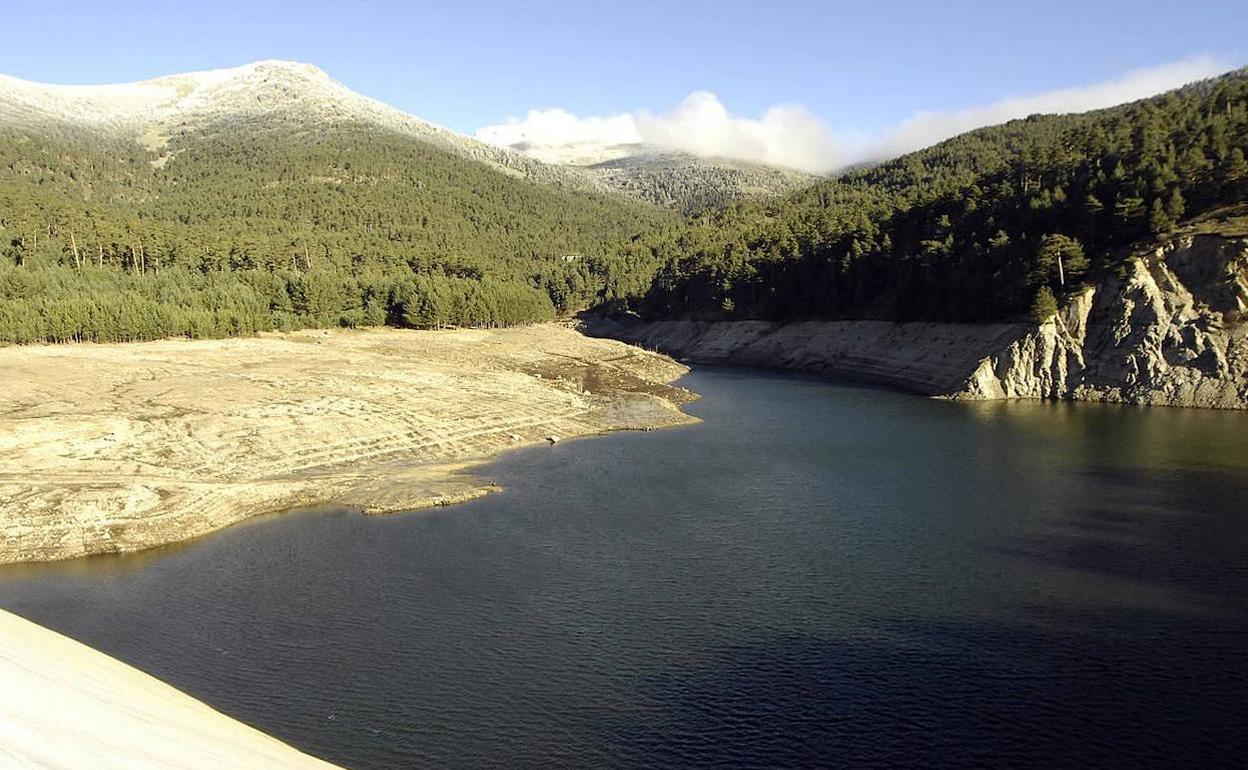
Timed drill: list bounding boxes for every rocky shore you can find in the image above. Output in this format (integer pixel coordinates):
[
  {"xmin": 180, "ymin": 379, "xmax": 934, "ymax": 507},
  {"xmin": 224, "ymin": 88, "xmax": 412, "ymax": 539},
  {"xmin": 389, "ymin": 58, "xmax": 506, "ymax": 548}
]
[
  {"xmin": 592, "ymin": 231, "xmax": 1248, "ymax": 409},
  {"xmin": 0, "ymin": 325, "xmax": 696, "ymax": 565}
]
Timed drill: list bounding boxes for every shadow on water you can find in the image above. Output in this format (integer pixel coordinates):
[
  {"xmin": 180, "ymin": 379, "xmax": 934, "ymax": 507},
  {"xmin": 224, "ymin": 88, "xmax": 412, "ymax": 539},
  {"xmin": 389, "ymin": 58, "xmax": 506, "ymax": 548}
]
[
  {"xmin": 1, "ymin": 366, "xmax": 1246, "ymax": 769},
  {"xmin": 990, "ymin": 464, "xmax": 1248, "ymax": 604},
  {"xmin": 599, "ymin": 607, "xmax": 1248, "ymax": 770}
]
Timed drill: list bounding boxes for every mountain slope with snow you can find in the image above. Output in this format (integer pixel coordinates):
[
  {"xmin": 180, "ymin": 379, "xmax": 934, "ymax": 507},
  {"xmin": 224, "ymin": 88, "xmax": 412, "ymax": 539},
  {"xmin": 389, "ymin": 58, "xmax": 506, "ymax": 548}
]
[
  {"xmin": 0, "ymin": 61, "xmax": 820, "ymax": 210},
  {"xmin": 0, "ymin": 60, "xmax": 601, "ymax": 188},
  {"xmin": 478, "ymin": 130, "xmax": 820, "ymax": 211}
]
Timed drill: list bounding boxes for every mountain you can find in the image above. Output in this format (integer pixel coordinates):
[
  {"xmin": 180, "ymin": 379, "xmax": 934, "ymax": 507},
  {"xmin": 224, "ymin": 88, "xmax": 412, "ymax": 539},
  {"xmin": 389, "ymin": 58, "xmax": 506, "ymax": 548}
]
[
  {"xmin": 0, "ymin": 61, "xmax": 814, "ymax": 212},
  {"xmin": 0, "ymin": 60, "xmax": 600, "ymax": 189},
  {"xmin": 495, "ymin": 136, "xmax": 818, "ymax": 212},
  {"xmin": 4, "ymin": 60, "xmax": 1245, "ymax": 355},
  {"xmin": 0, "ymin": 61, "xmax": 679, "ymax": 342},
  {"xmin": 586, "ymin": 68, "xmax": 1248, "ymax": 409},
  {"xmin": 584, "ymin": 149, "xmax": 817, "ymax": 214}
]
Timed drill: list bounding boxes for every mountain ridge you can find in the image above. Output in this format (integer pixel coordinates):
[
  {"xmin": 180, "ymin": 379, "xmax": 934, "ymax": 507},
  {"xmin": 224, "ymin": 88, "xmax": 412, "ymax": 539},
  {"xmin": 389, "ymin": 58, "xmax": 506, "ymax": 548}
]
[
  {"xmin": 0, "ymin": 60, "xmax": 606, "ymax": 190},
  {"xmin": 0, "ymin": 60, "xmax": 814, "ymax": 210}
]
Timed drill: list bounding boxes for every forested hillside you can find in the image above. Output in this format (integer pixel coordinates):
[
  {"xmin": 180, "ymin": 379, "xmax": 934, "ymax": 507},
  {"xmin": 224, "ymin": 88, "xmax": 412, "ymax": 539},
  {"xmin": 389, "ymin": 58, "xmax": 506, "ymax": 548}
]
[
  {"xmin": 3, "ymin": 65, "xmax": 1247, "ymax": 345},
  {"xmin": 0, "ymin": 119, "xmax": 676, "ymax": 342},
  {"xmin": 627, "ymin": 69, "xmax": 1248, "ymax": 323}
]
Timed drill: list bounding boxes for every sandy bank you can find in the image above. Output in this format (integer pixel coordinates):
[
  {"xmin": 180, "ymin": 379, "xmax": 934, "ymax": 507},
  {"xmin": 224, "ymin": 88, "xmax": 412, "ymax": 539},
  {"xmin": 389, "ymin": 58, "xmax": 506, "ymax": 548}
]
[
  {"xmin": 0, "ymin": 608, "xmax": 339, "ymax": 769},
  {"xmin": 0, "ymin": 325, "xmax": 695, "ymax": 565}
]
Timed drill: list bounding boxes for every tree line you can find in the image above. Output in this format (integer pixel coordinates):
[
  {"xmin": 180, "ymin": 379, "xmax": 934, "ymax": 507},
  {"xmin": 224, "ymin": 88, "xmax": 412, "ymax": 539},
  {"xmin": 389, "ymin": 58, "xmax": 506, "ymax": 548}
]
[{"xmin": 0, "ymin": 262, "xmax": 555, "ymax": 344}]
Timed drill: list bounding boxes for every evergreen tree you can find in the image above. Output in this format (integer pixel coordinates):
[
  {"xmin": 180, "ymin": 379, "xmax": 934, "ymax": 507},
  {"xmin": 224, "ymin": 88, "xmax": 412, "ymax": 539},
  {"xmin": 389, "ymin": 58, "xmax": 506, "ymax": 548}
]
[
  {"xmin": 1034, "ymin": 234, "xmax": 1089, "ymax": 289},
  {"xmin": 1165, "ymin": 187, "xmax": 1187, "ymax": 223},
  {"xmin": 1149, "ymin": 198, "xmax": 1176, "ymax": 234},
  {"xmin": 1029, "ymin": 286, "xmax": 1059, "ymax": 323}
]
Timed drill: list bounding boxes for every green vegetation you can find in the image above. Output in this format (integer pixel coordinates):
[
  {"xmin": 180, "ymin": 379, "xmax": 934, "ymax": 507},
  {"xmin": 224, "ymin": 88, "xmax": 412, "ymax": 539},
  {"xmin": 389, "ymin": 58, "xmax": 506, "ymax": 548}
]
[
  {"xmin": 626, "ymin": 69, "xmax": 1248, "ymax": 322},
  {"xmin": 0, "ymin": 120, "xmax": 674, "ymax": 342},
  {"xmin": 589, "ymin": 153, "xmax": 817, "ymax": 214},
  {"xmin": 1028, "ymin": 286, "xmax": 1059, "ymax": 324},
  {"xmin": 0, "ymin": 263, "xmax": 556, "ymax": 344},
  {"xmin": 3, "ymin": 68, "xmax": 1246, "ymax": 344}
]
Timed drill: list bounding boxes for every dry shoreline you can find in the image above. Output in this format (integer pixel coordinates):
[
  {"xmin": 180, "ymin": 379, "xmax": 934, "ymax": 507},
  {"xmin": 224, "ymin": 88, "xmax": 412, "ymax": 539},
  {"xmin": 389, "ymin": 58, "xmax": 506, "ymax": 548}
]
[
  {"xmin": 0, "ymin": 324, "xmax": 697, "ymax": 566},
  {"xmin": 0, "ymin": 324, "xmax": 697, "ymax": 769}
]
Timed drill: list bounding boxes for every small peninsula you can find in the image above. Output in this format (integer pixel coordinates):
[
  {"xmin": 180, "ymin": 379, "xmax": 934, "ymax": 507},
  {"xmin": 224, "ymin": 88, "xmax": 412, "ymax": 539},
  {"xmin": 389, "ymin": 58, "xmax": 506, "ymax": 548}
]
[{"xmin": 0, "ymin": 324, "xmax": 695, "ymax": 565}]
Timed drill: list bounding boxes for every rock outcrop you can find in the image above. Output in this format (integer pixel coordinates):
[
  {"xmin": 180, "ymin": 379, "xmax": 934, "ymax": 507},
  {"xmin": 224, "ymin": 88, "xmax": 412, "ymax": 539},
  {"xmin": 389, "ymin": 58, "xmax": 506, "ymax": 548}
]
[
  {"xmin": 591, "ymin": 232, "xmax": 1248, "ymax": 409},
  {"xmin": 963, "ymin": 233, "xmax": 1247, "ymax": 407}
]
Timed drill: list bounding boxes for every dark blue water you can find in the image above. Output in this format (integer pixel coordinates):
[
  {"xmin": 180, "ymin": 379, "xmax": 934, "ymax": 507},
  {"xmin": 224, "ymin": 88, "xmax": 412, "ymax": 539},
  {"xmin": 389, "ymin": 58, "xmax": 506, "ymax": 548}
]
[{"xmin": 2, "ymin": 368, "xmax": 1247, "ymax": 769}]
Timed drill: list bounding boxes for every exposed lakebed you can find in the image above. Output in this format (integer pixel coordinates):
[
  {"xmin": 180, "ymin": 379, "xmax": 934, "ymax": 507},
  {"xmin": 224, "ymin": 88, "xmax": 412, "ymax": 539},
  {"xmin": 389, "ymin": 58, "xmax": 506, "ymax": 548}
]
[{"xmin": 2, "ymin": 367, "xmax": 1247, "ymax": 768}]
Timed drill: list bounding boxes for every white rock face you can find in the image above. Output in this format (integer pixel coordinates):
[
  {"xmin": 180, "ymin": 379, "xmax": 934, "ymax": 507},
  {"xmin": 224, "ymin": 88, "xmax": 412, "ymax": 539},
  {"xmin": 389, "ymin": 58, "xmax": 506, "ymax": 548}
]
[
  {"xmin": 594, "ymin": 233, "xmax": 1248, "ymax": 409},
  {"xmin": 968, "ymin": 234, "xmax": 1248, "ymax": 408}
]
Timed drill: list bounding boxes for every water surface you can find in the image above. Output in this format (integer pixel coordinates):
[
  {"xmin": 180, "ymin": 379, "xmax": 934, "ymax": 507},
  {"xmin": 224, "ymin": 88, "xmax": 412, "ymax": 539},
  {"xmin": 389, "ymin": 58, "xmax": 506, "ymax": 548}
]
[{"xmin": 2, "ymin": 368, "xmax": 1247, "ymax": 769}]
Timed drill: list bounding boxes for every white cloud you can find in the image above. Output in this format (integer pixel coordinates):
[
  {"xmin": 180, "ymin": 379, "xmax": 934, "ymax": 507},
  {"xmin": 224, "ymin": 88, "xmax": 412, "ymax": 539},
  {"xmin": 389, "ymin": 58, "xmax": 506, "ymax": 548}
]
[
  {"xmin": 858, "ymin": 56, "xmax": 1228, "ymax": 164},
  {"xmin": 475, "ymin": 107, "xmax": 641, "ymax": 150},
  {"xmin": 474, "ymin": 56, "xmax": 1230, "ymax": 174},
  {"xmin": 633, "ymin": 91, "xmax": 837, "ymax": 173}
]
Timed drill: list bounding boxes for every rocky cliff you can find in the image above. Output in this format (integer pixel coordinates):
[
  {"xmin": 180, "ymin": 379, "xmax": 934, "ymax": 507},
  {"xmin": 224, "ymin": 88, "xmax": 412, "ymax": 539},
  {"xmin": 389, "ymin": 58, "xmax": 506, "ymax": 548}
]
[{"xmin": 591, "ymin": 232, "xmax": 1248, "ymax": 409}]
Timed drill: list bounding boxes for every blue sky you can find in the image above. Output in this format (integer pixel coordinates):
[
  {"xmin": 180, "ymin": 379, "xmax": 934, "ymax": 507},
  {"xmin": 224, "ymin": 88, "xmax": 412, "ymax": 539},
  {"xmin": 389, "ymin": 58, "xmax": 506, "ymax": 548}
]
[{"xmin": 3, "ymin": 0, "xmax": 1246, "ymax": 169}]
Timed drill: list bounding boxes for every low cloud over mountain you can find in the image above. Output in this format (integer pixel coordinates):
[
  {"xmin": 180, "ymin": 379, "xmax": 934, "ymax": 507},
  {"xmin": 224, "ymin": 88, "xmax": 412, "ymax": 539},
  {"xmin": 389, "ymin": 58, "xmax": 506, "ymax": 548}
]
[{"xmin": 476, "ymin": 56, "xmax": 1228, "ymax": 173}]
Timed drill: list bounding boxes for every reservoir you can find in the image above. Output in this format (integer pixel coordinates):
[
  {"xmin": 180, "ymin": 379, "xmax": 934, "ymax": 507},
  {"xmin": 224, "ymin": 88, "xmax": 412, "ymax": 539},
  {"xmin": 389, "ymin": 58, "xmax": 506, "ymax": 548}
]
[{"xmin": 2, "ymin": 367, "xmax": 1246, "ymax": 769}]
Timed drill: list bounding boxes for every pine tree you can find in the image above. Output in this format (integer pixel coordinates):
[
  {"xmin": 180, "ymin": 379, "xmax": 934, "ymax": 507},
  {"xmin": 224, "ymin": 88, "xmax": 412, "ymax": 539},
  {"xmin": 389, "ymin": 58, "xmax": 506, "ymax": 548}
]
[
  {"xmin": 1165, "ymin": 188, "xmax": 1186, "ymax": 224},
  {"xmin": 1222, "ymin": 148, "xmax": 1248, "ymax": 188},
  {"xmin": 1029, "ymin": 286, "xmax": 1058, "ymax": 323},
  {"xmin": 1114, "ymin": 195, "xmax": 1145, "ymax": 225},
  {"xmin": 1035, "ymin": 234, "xmax": 1088, "ymax": 288},
  {"xmin": 1149, "ymin": 198, "xmax": 1175, "ymax": 234}
]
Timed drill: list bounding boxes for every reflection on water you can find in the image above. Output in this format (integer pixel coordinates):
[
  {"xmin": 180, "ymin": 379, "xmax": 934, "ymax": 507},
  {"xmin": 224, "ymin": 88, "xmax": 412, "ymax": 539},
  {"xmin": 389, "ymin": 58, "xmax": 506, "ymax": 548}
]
[
  {"xmin": 962, "ymin": 397, "xmax": 1248, "ymax": 471},
  {"xmin": 2, "ymin": 368, "xmax": 1246, "ymax": 769}
]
